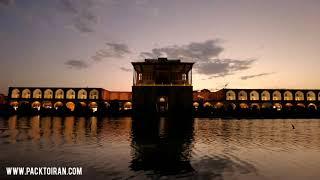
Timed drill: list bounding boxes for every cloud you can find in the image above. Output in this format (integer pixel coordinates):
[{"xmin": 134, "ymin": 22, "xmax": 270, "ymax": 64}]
[
  {"xmin": 64, "ymin": 60, "xmax": 89, "ymax": 69},
  {"xmin": 140, "ymin": 40, "xmax": 256, "ymax": 77},
  {"xmin": 58, "ymin": 0, "xmax": 98, "ymax": 33},
  {"xmin": 120, "ymin": 67, "xmax": 131, "ymax": 72},
  {"xmin": 140, "ymin": 39, "xmax": 224, "ymax": 61},
  {"xmin": 91, "ymin": 43, "xmax": 131, "ymax": 61},
  {"xmin": 0, "ymin": 0, "xmax": 14, "ymax": 6},
  {"xmin": 240, "ymin": 72, "xmax": 275, "ymax": 80}
]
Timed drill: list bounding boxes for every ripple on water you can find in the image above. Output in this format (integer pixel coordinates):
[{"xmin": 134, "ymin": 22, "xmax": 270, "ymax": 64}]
[{"xmin": 0, "ymin": 117, "xmax": 320, "ymax": 179}]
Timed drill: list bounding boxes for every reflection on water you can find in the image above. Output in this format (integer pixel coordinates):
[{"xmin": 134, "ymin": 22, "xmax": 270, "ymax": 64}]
[{"xmin": 0, "ymin": 116, "xmax": 320, "ymax": 179}]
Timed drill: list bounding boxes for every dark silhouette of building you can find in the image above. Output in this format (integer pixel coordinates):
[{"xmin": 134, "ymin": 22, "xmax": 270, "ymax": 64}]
[{"xmin": 132, "ymin": 58, "xmax": 194, "ymax": 115}]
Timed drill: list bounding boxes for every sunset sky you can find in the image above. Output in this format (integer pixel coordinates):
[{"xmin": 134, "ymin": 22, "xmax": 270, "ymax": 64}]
[{"xmin": 1, "ymin": 0, "xmax": 320, "ymax": 94}]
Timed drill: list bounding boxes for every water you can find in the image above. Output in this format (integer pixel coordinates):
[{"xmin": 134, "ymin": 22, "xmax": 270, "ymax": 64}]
[{"xmin": 0, "ymin": 116, "xmax": 320, "ymax": 179}]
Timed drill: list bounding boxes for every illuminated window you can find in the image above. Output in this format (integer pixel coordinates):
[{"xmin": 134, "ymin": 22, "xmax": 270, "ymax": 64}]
[
  {"xmin": 182, "ymin": 74, "xmax": 187, "ymax": 81},
  {"xmin": 138, "ymin": 73, "xmax": 142, "ymax": 81}
]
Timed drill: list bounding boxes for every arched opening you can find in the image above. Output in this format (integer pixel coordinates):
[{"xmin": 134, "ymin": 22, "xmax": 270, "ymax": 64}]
[
  {"xmin": 203, "ymin": 102, "xmax": 212, "ymax": 107},
  {"xmin": 10, "ymin": 101, "xmax": 19, "ymax": 110},
  {"xmin": 214, "ymin": 102, "xmax": 224, "ymax": 109},
  {"xmin": 296, "ymin": 103, "xmax": 306, "ymax": 108},
  {"xmin": 295, "ymin": 91, "xmax": 304, "ymax": 101},
  {"xmin": 250, "ymin": 103, "xmax": 260, "ymax": 110},
  {"xmin": 307, "ymin": 91, "xmax": 316, "ymax": 101},
  {"xmin": 239, "ymin": 103, "xmax": 249, "ymax": 109},
  {"xmin": 78, "ymin": 89, "xmax": 87, "ymax": 99},
  {"xmin": 272, "ymin": 91, "xmax": 282, "ymax": 101},
  {"xmin": 42, "ymin": 101, "xmax": 52, "ymax": 109},
  {"xmin": 193, "ymin": 102, "xmax": 199, "ymax": 109},
  {"xmin": 238, "ymin": 91, "xmax": 248, "ymax": 100},
  {"xmin": 66, "ymin": 89, "xmax": 75, "ymax": 99},
  {"xmin": 79, "ymin": 102, "xmax": 86, "ymax": 107},
  {"xmin": 273, "ymin": 103, "xmax": 282, "ymax": 111},
  {"xmin": 66, "ymin": 102, "xmax": 75, "ymax": 111},
  {"xmin": 284, "ymin": 103, "xmax": 293, "ymax": 111},
  {"xmin": 124, "ymin": 102, "xmax": 132, "ymax": 110},
  {"xmin": 261, "ymin": 91, "xmax": 270, "ymax": 101},
  {"xmin": 22, "ymin": 89, "xmax": 31, "ymax": 99},
  {"xmin": 33, "ymin": 89, "xmax": 42, "ymax": 99},
  {"xmin": 226, "ymin": 103, "xmax": 236, "ymax": 111},
  {"xmin": 262, "ymin": 103, "xmax": 272, "ymax": 109},
  {"xmin": 308, "ymin": 103, "xmax": 317, "ymax": 111},
  {"xmin": 31, "ymin": 101, "xmax": 41, "ymax": 110},
  {"xmin": 250, "ymin": 91, "xmax": 259, "ymax": 101},
  {"xmin": 54, "ymin": 102, "xmax": 63, "ymax": 110},
  {"xmin": 284, "ymin": 91, "xmax": 293, "ymax": 101},
  {"xmin": 89, "ymin": 102, "xmax": 98, "ymax": 112},
  {"xmin": 89, "ymin": 89, "xmax": 99, "ymax": 99},
  {"xmin": 11, "ymin": 89, "xmax": 20, "ymax": 98},
  {"xmin": 226, "ymin": 90, "xmax": 236, "ymax": 100},
  {"xmin": 55, "ymin": 89, "xmax": 64, "ymax": 99},
  {"xmin": 44, "ymin": 89, "xmax": 53, "ymax": 99}
]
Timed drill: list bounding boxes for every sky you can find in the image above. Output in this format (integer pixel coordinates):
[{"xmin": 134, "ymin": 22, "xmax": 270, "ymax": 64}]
[{"xmin": 1, "ymin": 0, "xmax": 320, "ymax": 94}]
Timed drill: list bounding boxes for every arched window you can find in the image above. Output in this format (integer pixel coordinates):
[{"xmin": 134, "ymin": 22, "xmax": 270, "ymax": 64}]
[
  {"xmin": 78, "ymin": 89, "xmax": 87, "ymax": 99},
  {"xmin": 284, "ymin": 91, "xmax": 293, "ymax": 101},
  {"xmin": 44, "ymin": 89, "xmax": 53, "ymax": 99},
  {"xmin": 32, "ymin": 89, "xmax": 42, "ymax": 99},
  {"xmin": 55, "ymin": 89, "xmax": 64, "ymax": 99},
  {"xmin": 250, "ymin": 91, "xmax": 259, "ymax": 101},
  {"xmin": 307, "ymin": 91, "xmax": 316, "ymax": 101},
  {"xmin": 21, "ymin": 89, "xmax": 31, "ymax": 98},
  {"xmin": 273, "ymin": 91, "xmax": 282, "ymax": 101},
  {"xmin": 238, "ymin": 91, "xmax": 248, "ymax": 100},
  {"xmin": 226, "ymin": 90, "xmax": 236, "ymax": 100},
  {"xmin": 66, "ymin": 89, "xmax": 75, "ymax": 99},
  {"xmin": 89, "ymin": 89, "xmax": 99, "ymax": 99},
  {"xmin": 11, "ymin": 89, "xmax": 21, "ymax": 98},
  {"xmin": 261, "ymin": 91, "xmax": 270, "ymax": 101},
  {"xmin": 295, "ymin": 91, "xmax": 304, "ymax": 101}
]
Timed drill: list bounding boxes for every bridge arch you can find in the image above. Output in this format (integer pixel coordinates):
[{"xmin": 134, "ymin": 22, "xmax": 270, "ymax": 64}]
[
  {"xmin": 66, "ymin": 102, "xmax": 75, "ymax": 111},
  {"xmin": 44, "ymin": 89, "xmax": 53, "ymax": 99},
  {"xmin": 261, "ymin": 102, "xmax": 272, "ymax": 109},
  {"xmin": 21, "ymin": 89, "xmax": 31, "ymax": 98},
  {"xmin": 273, "ymin": 103, "xmax": 282, "ymax": 111},
  {"xmin": 261, "ymin": 91, "xmax": 270, "ymax": 101},
  {"xmin": 306, "ymin": 91, "xmax": 316, "ymax": 101},
  {"xmin": 78, "ymin": 89, "xmax": 87, "ymax": 99},
  {"xmin": 284, "ymin": 91, "xmax": 293, "ymax": 101},
  {"xmin": 226, "ymin": 90, "xmax": 236, "ymax": 100},
  {"xmin": 295, "ymin": 91, "xmax": 304, "ymax": 101},
  {"xmin": 239, "ymin": 103, "xmax": 249, "ymax": 109},
  {"xmin": 124, "ymin": 102, "xmax": 132, "ymax": 110},
  {"xmin": 42, "ymin": 101, "xmax": 52, "ymax": 109},
  {"xmin": 272, "ymin": 91, "xmax": 282, "ymax": 101},
  {"xmin": 193, "ymin": 102, "xmax": 199, "ymax": 109},
  {"xmin": 250, "ymin": 91, "xmax": 259, "ymax": 101},
  {"xmin": 54, "ymin": 102, "xmax": 63, "ymax": 109},
  {"xmin": 250, "ymin": 103, "xmax": 260, "ymax": 109},
  {"xmin": 308, "ymin": 103, "xmax": 317, "ymax": 110},
  {"xmin": 10, "ymin": 101, "xmax": 19, "ymax": 110},
  {"xmin": 31, "ymin": 101, "xmax": 41, "ymax": 110},
  {"xmin": 203, "ymin": 102, "xmax": 212, "ymax": 107},
  {"xmin": 214, "ymin": 102, "xmax": 224, "ymax": 109},
  {"xmin": 238, "ymin": 91, "xmax": 248, "ymax": 100},
  {"xmin": 11, "ymin": 89, "xmax": 20, "ymax": 98},
  {"xmin": 89, "ymin": 102, "xmax": 98, "ymax": 112}
]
